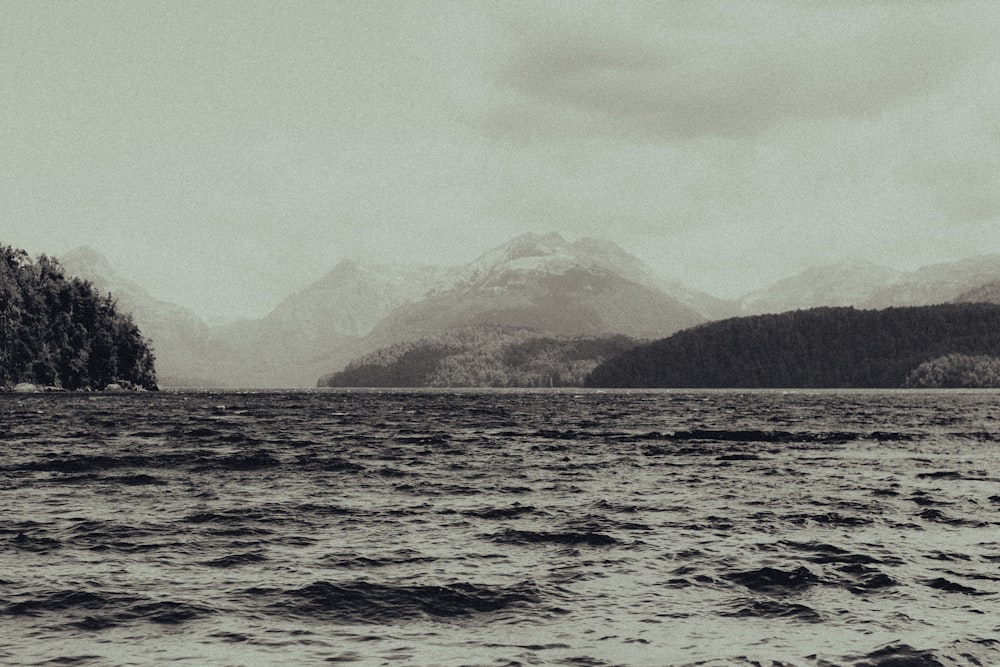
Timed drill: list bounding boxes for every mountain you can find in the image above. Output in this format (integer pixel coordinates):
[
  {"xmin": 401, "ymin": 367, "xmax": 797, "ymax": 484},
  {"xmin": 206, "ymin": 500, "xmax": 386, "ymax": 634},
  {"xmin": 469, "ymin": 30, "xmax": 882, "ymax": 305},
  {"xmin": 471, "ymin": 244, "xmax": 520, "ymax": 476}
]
[
  {"xmin": 864, "ymin": 254, "xmax": 1000, "ymax": 308},
  {"xmin": 57, "ymin": 248, "xmax": 450, "ymax": 387},
  {"xmin": 736, "ymin": 254, "xmax": 1000, "ymax": 316},
  {"xmin": 261, "ymin": 260, "xmax": 448, "ymax": 339},
  {"xmin": 319, "ymin": 325, "xmax": 638, "ymax": 388},
  {"xmin": 54, "ymin": 240, "xmax": 1000, "ymax": 388},
  {"xmin": 58, "ymin": 246, "xmax": 223, "ymax": 387},
  {"xmin": 739, "ymin": 259, "xmax": 903, "ymax": 315},
  {"xmin": 586, "ymin": 303, "xmax": 1000, "ymax": 388},
  {"xmin": 953, "ymin": 280, "xmax": 1000, "ymax": 305},
  {"xmin": 56, "ymin": 235, "xmax": 717, "ymax": 387},
  {"xmin": 210, "ymin": 260, "xmax": 447, "ymax": 387},
  {"xmin": 655, "ymin": 277, "xmax": 737, "ymax": 321},
  {"xmin": 544, "ymin": 235, "xmax": 734, "ymax": 319},
  {"xmin": 365, "ymin": 232, "xmax": 706, "ymax": 348}
]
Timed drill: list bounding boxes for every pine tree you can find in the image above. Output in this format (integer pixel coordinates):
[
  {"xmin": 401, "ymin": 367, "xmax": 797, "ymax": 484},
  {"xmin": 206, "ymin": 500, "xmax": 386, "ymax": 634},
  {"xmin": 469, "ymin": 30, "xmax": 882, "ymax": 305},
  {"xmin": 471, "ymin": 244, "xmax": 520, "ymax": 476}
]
[{"xmin": 0, "ymin": 245, "xmax": 158, "ymax": 390}]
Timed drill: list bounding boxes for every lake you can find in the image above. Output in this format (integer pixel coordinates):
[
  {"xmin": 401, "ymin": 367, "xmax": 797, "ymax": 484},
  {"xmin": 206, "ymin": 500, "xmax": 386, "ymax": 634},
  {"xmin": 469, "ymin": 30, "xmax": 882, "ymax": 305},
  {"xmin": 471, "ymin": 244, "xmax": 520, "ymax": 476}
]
[{"xmin": 1, "ymin": 389, "xmax": 998, "ymax": 666}]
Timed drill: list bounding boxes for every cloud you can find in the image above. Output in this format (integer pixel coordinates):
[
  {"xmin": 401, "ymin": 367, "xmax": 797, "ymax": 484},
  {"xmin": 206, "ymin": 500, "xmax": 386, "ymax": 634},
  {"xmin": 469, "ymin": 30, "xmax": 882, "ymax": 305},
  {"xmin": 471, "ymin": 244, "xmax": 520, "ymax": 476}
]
[
  {"xmin": 914, "ymin": 155, "xmax": 1000, "ymax": 224},
  {"xmin": 895, "ymin": 46, "xmax": 1000, "ymax": 226},
  {"xmin": 487, "ymin": 1, "xmax": 996, "ymax": 140}
]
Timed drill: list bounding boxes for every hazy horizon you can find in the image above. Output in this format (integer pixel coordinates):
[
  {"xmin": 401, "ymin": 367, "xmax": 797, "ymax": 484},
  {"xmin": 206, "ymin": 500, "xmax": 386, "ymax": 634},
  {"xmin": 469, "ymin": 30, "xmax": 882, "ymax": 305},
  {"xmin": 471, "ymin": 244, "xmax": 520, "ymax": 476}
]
[
  {"xmin": 5, "ymin": 1, "xmax": 1000, "ymax": 319},
  {"xmin": 42, "ymin": 232, "xmax": 1000, "ymax": 325}
]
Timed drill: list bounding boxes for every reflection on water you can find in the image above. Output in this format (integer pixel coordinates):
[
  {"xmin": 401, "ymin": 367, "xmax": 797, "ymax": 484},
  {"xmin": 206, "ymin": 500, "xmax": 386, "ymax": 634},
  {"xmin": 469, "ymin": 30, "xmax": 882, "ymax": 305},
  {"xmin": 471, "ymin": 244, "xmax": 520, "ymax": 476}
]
[{"xmin": 1, "ymin": 389, "xmax": 998, "ymax": 666}]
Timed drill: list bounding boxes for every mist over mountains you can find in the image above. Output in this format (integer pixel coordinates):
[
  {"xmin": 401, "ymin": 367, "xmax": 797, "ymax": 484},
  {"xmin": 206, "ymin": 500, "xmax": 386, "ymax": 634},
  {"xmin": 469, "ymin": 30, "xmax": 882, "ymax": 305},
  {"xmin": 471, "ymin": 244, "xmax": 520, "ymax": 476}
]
[
  {"xmin": 55, "ymin": 234, "xmax": 1000, "ymax": 388},
  {"xmin": 58, "ymin": 247, "xmax": 220, "ymax": 387},
  {"xmin": 738, "ymin": 254, "xmax": 1000, "ymax": 314}
]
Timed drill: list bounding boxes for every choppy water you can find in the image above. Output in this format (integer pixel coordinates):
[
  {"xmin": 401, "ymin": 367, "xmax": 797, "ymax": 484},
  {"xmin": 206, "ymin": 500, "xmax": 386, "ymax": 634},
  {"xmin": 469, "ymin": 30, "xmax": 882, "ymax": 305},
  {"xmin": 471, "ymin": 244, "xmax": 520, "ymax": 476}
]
[{"xmin": 1, "ymin": 389, "xmax": 998, "ymax": 666}]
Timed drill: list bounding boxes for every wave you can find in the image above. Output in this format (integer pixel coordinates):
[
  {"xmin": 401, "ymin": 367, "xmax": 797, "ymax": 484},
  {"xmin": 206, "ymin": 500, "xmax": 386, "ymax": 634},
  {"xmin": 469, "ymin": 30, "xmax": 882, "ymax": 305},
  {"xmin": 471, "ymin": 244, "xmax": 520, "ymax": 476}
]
[
  {"xmin": 192, "ymin": 449, "xmax": 281, "ymax": 472},
  {"xmin": 923, "ymin": 577, "xmax": 991, "ymax": 596},
  {"xmin": 248, "ymin": 579, "xmax": 540, "ymax": 623},
  {"xmin": 320, "ymin": 551, "xmax": 439, "ymax": 569},
  {"xmin": 117, "ymin": 600, "xmax": 215, "ymax": 625},
  {"xmin": 781, "ymin": 511, "xmax": 874, "ymax": 527},
  {"xmin": 917, "ymin": 508, "xmax": 990, "ymax": 527},
  {"xmin": 4, "ymin": 590, "xmax": 134, "ymax": 617},
  {"xmin": 201, "ymin": 552, "xmax": 268, "ymax": 568},
  {"xmin": 831, "ymin": 639, "xmax": 1000, "ymax": 667},
  {"xmin": 489, "ymin": 529, "xmax": 619, "ymax": 547},
  {"xmin": 722, "ymin": 598, "xmax": 822, "ymax": 622},
  {"xmin": 660, "ymin": 428, "xmax": 862, "ymax": 444},
  {"xmin": 3, "ymin": 589, "xmax": 213, "ymax": 629},
  {"xmin": 461, "ymin": 504, "xmax": 539, "ymax": 520},
  {"xmin": 724, "ymin": 565, "xmax": 821, "ymax": 592}
]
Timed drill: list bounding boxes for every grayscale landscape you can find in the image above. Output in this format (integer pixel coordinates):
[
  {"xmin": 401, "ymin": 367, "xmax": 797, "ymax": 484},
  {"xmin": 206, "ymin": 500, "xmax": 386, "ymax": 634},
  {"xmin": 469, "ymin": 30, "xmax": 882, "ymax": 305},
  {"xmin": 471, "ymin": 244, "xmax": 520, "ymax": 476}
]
[{"xmin": 3, "ymin": 2, "xmax": 1000, "ymax": 665}]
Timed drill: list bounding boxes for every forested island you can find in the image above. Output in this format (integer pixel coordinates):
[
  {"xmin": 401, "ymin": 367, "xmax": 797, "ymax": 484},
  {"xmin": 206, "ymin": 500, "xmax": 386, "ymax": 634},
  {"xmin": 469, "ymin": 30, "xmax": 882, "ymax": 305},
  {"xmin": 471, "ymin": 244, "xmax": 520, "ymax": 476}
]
[
  {"xmin": 0, "ymin": 245, "xmax": 157, "ymax": 391},
  {"xmin": 586, "ymin": 304, "xmax": 1000, "ymax": 388},
  {"xmin": 319, "ymin": 326, "xmax": 637, "ymax": 388}
]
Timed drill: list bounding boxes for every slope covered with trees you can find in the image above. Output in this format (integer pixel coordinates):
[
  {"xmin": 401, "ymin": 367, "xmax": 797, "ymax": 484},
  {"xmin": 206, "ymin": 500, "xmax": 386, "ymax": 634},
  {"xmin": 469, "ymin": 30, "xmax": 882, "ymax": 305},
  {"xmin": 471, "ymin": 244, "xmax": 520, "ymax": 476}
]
[
  {"xmin": 319, "ymin": 326, "xmax": 638, "ymax": 388},
  {"xmin": 586, "ymin": 304, "xmax": 1000, "ymax": 388},
  {"xmin": 904, "ymin": 354, "xmax": 1000, "ymax": 388},
  {"xmin": 0, "ymin": 245, "xmax": 157, "ymax": 390}
]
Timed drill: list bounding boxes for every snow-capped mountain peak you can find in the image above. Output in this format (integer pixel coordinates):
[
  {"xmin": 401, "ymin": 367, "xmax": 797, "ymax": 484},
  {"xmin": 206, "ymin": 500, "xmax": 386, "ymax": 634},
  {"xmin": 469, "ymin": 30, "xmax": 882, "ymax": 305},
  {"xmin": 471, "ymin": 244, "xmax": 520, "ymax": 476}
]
[{"xmin": 451, "ymin": 231, "xmax": 654, "ymax": 290}]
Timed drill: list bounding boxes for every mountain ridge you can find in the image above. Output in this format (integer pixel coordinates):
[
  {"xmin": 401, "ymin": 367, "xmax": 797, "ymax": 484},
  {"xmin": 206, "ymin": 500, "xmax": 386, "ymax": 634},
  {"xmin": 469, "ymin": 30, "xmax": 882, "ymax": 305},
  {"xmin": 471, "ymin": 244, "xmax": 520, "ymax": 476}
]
[
  {"xmin": 53, "ymin": 238, "xmax": 1000, "ymax": 388},
  {"xmin": 362, "ymin": 233, "xmax": 707, "ymax": 349},
  {"xmin": 56, "ymin": 233, "xmax": 709, "ymax": 387},
  {"xmin": 736, "ymin": 254, "xmax": 1000, "ymax": 315},
  {"xmin": 738, "ymin": 259, "xmax": 904, "ymax": 315}
]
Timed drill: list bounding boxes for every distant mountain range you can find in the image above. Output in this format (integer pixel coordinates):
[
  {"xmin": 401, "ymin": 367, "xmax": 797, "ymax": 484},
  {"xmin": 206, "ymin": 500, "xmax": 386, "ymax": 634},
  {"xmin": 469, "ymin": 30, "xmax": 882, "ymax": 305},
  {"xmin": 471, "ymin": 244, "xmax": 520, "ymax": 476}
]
[
  {"xmin": 954, "ymin": 280, "xmax": 1000, "ymax": 305},
  {"xmin": 53, "ymin": 236, "xmax": 1000, "ymax": 388},
  {"xmin": 737, "ymin": 259, "xmax": 903, "ymax": 315},
  {"xmin": 738, "ymin": 255, "xmax": 1000, "ymax": 314}
]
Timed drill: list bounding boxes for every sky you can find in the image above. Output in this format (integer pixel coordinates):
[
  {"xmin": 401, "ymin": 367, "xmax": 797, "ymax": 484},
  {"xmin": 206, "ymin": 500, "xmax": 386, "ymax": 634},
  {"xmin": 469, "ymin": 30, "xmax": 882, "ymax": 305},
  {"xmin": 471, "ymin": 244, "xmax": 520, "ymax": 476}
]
[{"xmin": 3, "ymin": 0, "xmax": 1000, "ymax": 320}]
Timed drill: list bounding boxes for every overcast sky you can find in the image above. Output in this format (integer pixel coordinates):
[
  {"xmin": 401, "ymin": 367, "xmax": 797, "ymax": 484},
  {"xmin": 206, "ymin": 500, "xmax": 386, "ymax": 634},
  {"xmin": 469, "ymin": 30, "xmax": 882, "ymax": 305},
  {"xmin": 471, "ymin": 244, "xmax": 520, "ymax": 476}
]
[{"xmin": 4, "ymin": 1, "xmax": 1000, "ymax": 319}]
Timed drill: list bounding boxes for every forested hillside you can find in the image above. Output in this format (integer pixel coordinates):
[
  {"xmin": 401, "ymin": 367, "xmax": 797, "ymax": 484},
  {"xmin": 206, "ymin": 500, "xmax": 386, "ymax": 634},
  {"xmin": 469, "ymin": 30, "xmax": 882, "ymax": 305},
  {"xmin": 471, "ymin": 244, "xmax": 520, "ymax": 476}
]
[
  {"xmin": 319, "ymin": 326, "xmax": 638, "ymax": 388},
  {"xmin": 586, "ymin": 304, "xmax": 1000, "ymax": 388},
  {"xmin": 0, "ymin": 245, "xmax": 157, "ymax": 390},
  {"xmin": 904, "ymin": 354, "xmax": 1000, "ymax": 388}
]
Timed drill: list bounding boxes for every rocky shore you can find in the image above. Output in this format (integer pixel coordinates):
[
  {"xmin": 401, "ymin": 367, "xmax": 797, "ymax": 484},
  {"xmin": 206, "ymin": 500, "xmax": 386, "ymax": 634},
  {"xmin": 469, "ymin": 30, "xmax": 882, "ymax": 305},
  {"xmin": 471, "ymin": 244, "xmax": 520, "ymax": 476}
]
[{"xmin": 2, "ymin": 380, "xmax": 157, "ymax": 393}]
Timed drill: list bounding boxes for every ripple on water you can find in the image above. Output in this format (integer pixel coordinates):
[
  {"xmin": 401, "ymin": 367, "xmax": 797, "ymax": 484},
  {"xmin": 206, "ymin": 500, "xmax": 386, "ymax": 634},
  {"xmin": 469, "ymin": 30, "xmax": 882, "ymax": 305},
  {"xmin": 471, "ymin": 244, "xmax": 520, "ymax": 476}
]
[
  {"xmin": 2, "ymin": 390, "xmax": 1000, "ymax": 666},
  {"xmin": 248, "ymin": 579, "xmax": 541, "ymax": 623}
]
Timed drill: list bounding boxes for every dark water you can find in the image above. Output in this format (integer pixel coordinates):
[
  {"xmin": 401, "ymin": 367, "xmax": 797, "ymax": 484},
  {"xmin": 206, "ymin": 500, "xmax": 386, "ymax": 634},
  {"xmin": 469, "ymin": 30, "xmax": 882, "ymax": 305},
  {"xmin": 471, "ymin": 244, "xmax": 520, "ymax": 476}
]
[{"xmin": 1, "ymin": 389, "xmax": 998, "ymax": 666}]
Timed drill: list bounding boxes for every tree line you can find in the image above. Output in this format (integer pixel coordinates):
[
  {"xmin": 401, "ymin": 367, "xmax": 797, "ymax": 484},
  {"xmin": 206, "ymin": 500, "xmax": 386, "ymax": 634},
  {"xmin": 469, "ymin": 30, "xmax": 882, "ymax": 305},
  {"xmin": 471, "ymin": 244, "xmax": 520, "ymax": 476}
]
[
  {"xmin": 319, "ymin": 325, "xmax": 638, "ymax": 388},
  {"xmin": 586, "ymin": 304, "xmax": 1000, "ymax": 388},
  {"xmin": 0, "ymin": 245, "xmax": 157, "ymax": 390},
  {"xmin": 904, "ymin": 354, "xmax": 1000, "ymax": 388}
]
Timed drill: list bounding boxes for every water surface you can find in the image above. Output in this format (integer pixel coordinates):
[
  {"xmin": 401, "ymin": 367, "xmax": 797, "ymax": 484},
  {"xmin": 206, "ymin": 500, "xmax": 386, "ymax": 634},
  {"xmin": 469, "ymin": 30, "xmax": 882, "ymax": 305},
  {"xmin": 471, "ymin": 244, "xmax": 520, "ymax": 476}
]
[{"xmin": 1, "ymin": 389, "xmax": 998, "ymax": 665}]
